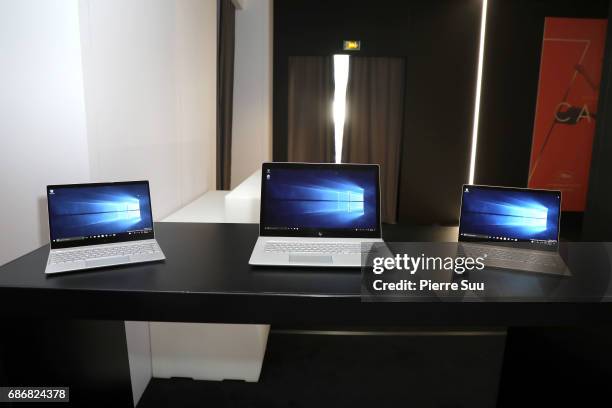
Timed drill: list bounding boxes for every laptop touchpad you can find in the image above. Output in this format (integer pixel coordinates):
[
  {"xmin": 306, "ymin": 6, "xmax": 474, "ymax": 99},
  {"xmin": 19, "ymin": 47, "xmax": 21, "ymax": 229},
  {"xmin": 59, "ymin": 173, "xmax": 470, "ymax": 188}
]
[
  {"xmin": 86, "ymin": 255, "xmax": 130, "ymax": 268},
  {"xmin": 289, "ymin": 254, "xmax": 333, "ymax": 264}
]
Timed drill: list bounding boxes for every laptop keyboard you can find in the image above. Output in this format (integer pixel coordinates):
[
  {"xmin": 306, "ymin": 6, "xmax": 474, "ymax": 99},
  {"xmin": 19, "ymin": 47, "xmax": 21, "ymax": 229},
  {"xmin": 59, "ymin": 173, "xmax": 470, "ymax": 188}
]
[
  {"xmin": 264, "ymin": 241, "xmax": 372, "ymax": 255},
  {"xmin": 463, "ymin": 245, "xmax": 560, "ymax": 266},
  {"xmin": 49, "ymin": 242, "xmax": 161, "ymax": 264}
]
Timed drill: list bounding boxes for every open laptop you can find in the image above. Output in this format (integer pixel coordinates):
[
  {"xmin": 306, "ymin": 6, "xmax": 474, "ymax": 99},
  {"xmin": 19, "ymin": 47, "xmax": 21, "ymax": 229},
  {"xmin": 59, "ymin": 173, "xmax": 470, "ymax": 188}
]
[
  {"xmin": 458, "ymin": 184, "xmax": 570, "ymax": 276},
  {"xmin": 45, "ymin": 181, "xmax": 165, "ymax": 274},
  {"xmin": 249, "ymin": 162, "xmax": 384, "ymax": 267}
]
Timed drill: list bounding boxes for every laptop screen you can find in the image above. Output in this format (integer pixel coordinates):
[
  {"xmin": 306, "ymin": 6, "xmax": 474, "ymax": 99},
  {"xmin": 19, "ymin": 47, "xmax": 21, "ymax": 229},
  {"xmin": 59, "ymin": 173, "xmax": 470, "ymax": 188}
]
[
  {"xmin": 47, "ymin": 181, "xmax": 154, "ymax": 249},
  {"xmin": 260, "ymin": 163, "xmax": 381, "ymax": 238},
  {"xmin": 459, "ymin": 185, "xmax": 561, "ymax": 248}
]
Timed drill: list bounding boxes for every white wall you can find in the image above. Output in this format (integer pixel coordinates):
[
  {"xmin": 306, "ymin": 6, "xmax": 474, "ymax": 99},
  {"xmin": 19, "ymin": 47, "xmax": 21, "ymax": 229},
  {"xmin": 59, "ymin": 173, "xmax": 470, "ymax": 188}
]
[
  {"xmin": 0, "ymin": 0, "xmax": 217, "ymax": 261},
  {"xmin": 0, "ymin": 0, "xmax": 91, "ymax": 267},
  {"xmin": 1, "ymin": 1, "xmax": 218, "ymax": 404},
  {"xmin": 78, "ymin": 1, "xmax": 217, "ymax": 404},
  {"xmin": 231, "ymin": 0, "xmax": 273, "ymax": 188},
  {"xmin": 79, "ymin": 0, "xmax": 217, "ymax": 219}
]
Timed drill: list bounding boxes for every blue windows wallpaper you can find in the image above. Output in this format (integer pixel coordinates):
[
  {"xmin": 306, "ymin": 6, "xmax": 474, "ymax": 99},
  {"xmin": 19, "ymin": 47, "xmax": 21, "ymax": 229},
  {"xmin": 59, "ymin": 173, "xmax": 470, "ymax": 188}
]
[
  {"xmin": 460, "ymin": 186, "xmax": 561, "ymax": 242},
  {"xmin": 48, "ymin": 183, "xmax": 153, "ymax": 241},
  {"xmin": 262, "ymin": 167, "xmax": 377, "ymax": 230}
]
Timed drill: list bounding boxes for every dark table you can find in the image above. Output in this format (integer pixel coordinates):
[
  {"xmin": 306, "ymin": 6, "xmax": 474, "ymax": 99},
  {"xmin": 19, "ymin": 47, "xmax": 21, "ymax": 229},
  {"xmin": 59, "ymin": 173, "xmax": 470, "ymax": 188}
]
[
  {"xmin": 0, "ymin": 223, "xmax": 611, "ymax": 326},
  {"xmin": 0, "ymin": 223, "xmax": 611, "ymax": 407}
]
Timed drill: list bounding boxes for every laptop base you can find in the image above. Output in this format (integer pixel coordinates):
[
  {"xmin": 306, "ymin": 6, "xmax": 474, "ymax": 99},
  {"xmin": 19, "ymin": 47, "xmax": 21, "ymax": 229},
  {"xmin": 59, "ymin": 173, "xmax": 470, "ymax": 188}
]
[
  {"xmin": 249, "ymin": 237, "xmax": 384, "ymax": 268},
  {"xmin": 45, "ymin": 239, "xmax": 166, "ymax": 274},
  {"xmin": 461, "ymin": 243, "xmax": 571, "ymax": 277}
]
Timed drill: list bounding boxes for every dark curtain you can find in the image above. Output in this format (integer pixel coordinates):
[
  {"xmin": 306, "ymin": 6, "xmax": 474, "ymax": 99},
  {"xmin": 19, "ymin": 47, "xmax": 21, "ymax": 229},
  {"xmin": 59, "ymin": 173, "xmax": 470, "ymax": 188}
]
[
  {"xmin": 342, "ymin": 57, "xmax": 405, "ymax": 223},
  {"xmin": 287, "ymin": 56, "xmax": 335, "ymax": 162},
  {"xmin": 216, "ymin": 0, "xmax": 236, "ymax": 190}
]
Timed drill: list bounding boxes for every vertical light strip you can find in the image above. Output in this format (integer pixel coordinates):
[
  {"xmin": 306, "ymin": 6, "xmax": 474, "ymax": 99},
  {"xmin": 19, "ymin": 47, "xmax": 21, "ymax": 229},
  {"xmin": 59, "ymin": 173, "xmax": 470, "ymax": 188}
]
[
  {"xmin": 333, "ymin": 55, "xmax": 350, "ymax": 163},
  {"xmin": 468, "ymin": 0, "xmax": 488, "ymax": 184}
]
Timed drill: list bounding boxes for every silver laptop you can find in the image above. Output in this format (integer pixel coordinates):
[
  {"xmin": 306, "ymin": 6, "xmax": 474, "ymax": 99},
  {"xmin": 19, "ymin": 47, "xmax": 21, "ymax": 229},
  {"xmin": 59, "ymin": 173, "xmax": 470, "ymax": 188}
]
[
  {"xmin": 45, "ymin": 181, "xmax": 165, "ymax": 274},
  {"xmin": 249, "ymin": 162, "xmax": 384, "ymax": 267},
  {"xmin": 458, "ymin": 184, "xmax": 570, "ymax": 276}
]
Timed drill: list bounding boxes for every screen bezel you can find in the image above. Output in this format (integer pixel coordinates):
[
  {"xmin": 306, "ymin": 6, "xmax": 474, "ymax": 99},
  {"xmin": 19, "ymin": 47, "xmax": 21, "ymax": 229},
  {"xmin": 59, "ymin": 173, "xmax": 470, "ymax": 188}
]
[
  {"xmin": 47, "ymin": 180, "xmax": 155, "ymax": 249},
  {"xmin": 458, "ymin": 184, "xmax": 562, "ymax": 251},
  {"xmin": 259, "ymin": 162, "xmax": 382, "ymax": 238}
]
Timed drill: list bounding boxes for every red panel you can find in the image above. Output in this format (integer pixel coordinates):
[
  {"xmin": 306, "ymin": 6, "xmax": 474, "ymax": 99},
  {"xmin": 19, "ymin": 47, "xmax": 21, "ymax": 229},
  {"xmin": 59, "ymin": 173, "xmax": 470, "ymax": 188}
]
[{"xmin": 529, "ymin": 17, "xmax": 607, "ymax": 211}]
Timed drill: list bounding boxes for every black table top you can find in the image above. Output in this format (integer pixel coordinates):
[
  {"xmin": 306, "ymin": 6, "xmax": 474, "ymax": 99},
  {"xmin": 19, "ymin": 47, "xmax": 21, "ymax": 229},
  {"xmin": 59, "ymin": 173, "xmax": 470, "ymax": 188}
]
[{"xmin": 0, "ymin": 223, "xmax": 611, "ymax": 327}]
